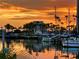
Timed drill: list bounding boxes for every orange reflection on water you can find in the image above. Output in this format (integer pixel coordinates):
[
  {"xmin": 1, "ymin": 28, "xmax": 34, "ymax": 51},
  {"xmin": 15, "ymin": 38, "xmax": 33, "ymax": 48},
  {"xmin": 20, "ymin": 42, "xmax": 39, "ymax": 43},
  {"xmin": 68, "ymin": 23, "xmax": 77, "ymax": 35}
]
[{"xmin": 7, "ymin": 41, "xmax": 76, "ymax": 59}]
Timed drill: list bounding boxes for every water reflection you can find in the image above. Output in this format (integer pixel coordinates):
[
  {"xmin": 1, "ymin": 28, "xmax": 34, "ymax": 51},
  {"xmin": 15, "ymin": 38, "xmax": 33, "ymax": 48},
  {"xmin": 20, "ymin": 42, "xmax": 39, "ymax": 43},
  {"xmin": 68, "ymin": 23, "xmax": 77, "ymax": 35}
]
[{"xmin": 0, "ymin": 38, "xmax": 78, "ymax": 59}]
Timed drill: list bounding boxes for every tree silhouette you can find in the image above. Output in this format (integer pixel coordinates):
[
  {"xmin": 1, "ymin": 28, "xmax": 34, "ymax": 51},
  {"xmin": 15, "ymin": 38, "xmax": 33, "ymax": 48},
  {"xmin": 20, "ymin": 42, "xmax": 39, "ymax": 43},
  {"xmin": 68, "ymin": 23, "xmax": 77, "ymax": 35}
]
[{"xmin": 4, "ymin": 24, "xmax": 15, "ymax": 31}]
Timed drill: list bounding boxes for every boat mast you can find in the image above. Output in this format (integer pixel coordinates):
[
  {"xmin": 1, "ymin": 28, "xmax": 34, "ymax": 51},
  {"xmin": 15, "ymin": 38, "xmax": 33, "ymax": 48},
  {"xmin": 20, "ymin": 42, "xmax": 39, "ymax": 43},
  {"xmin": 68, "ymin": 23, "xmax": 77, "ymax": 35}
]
[
  {"xmin": 54, "ymin": 6, "xmax": 56, "ymax": 24},
  {"xmin": 67, "ymin": 8, "xmax": 70, "ymax": 35}
]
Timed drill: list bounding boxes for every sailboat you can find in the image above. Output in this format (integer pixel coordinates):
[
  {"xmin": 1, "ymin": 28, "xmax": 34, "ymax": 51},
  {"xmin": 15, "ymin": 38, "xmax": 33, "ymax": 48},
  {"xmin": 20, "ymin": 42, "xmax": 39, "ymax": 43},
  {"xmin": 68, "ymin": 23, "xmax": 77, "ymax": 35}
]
[{"xmin": 62, "ymin": 8, "xmax": 79, "ymax": 47}]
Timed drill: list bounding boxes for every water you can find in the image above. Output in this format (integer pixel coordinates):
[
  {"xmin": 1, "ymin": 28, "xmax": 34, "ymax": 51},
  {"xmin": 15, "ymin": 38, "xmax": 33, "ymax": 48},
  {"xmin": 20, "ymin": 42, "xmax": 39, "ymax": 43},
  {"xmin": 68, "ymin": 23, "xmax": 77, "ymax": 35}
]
[{"xmin": 0, "ymin": 38, "xmax": 78, "ymax": 59}]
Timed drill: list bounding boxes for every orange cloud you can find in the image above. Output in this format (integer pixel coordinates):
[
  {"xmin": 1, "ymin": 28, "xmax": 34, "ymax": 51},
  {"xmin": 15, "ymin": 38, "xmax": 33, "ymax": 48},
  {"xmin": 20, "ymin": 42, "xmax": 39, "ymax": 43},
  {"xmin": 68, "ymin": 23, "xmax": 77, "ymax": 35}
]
[{"xmin": 0, "ymin": 0, "xmax": 76, "ymax": 28}]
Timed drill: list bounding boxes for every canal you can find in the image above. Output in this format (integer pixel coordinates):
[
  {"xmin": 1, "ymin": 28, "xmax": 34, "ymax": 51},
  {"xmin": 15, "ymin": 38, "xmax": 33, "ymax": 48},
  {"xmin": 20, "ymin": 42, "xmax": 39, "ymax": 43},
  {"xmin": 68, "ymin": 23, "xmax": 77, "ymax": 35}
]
[{"xmin": 0, "ymin": 38, "xmax": 78, "ymax": 59}]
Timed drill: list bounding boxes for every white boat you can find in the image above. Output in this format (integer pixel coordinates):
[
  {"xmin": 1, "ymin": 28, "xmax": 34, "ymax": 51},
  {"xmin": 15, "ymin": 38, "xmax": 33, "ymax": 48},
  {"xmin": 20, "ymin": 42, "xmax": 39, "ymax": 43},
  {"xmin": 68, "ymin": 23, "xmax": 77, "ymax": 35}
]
[{"xmin": 62, "ymin": 37, "xmax": 79, "ymax": 47}]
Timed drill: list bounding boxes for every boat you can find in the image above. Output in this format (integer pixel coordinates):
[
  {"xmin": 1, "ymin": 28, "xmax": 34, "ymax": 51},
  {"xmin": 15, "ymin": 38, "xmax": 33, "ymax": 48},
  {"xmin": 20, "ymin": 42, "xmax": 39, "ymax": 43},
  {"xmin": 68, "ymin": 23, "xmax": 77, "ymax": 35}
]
[{"xmin": 62, "ymin": 37, "xmax": 79, "ymax": 47}]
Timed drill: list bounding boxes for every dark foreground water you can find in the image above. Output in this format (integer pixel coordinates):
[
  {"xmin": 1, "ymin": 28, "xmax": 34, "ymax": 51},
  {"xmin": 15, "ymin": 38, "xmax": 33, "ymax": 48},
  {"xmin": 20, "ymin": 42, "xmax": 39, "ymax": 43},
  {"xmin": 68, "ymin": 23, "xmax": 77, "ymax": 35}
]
[{"xmin": 0, "ymin": 39, "xmax": 78, "ymax": 59}]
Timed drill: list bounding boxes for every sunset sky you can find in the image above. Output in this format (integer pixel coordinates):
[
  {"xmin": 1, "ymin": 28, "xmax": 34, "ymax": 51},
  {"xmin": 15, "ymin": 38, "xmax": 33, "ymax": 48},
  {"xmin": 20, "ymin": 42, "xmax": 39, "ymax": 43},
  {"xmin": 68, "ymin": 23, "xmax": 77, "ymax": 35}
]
[{"xmin": 0, "ymin": 0, "xmax": 77, "ymax": 27}]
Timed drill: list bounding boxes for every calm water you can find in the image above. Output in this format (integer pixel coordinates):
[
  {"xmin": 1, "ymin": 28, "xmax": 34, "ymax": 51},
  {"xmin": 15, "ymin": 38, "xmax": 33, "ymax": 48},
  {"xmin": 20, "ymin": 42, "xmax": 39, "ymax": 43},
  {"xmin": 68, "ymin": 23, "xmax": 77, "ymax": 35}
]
[{"xmin": 0, "ymin": 38, "xmax": 78, "ymax": 59}]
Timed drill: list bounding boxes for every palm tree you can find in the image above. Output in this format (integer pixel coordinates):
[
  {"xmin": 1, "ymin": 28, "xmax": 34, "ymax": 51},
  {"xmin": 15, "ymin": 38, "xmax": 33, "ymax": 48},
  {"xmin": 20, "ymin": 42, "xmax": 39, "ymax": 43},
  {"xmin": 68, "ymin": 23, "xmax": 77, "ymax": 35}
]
[
  {"xmin": 72, "ymin": 15, "xmax": 77, "ymax": 33},
  {"xmin": 65, "ymin": 15, "xmax": 68, "ymax": 27},
  {"xmin": 65, "ymin": 15, "xmax": 70, "ymax": 33},
  {"xmin": 55, "ymin": 15, "xmax": 61, "ymax": 34}
]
